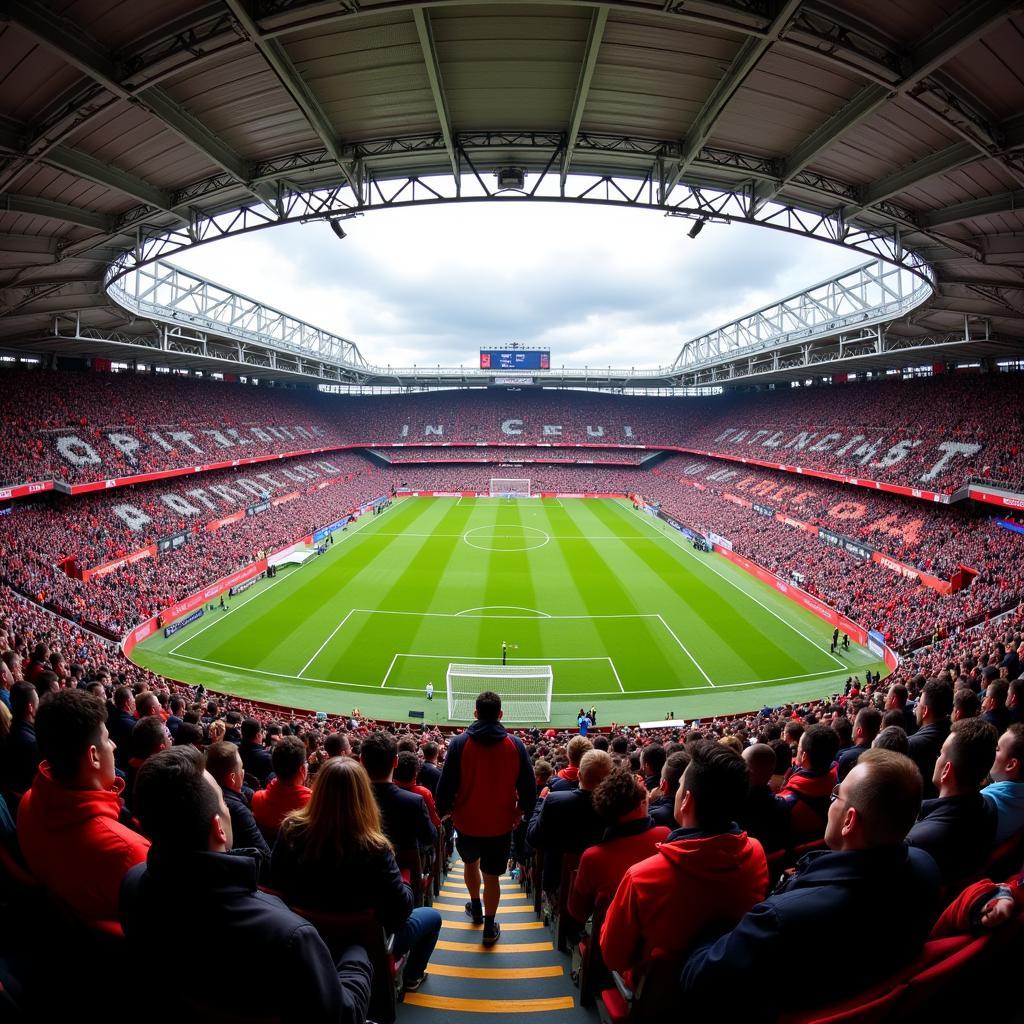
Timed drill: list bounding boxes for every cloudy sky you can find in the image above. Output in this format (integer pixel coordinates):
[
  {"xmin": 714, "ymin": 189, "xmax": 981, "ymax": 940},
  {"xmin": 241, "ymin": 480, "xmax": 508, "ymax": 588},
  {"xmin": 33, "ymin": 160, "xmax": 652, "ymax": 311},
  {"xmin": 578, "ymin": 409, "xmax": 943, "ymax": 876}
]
[{"xmin": 171, "ymin": 194, "xmax": 861, "ymax": 370}]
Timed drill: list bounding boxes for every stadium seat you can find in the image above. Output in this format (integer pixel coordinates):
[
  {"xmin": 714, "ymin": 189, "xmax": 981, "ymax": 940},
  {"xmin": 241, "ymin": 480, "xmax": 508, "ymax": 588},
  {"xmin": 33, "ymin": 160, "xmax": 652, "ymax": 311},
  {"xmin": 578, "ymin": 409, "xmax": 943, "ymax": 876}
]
[
  {"xmin": 395, "ymin": 847, "xmax": 433, "ymax": 908},
  {"xmin": 553, "ymin": 851, "xmax": 582, "ymax": 952},
  {"xmin": 898, "ymin": 934, "xmax": 990, "ymax": 1016},
  {"xmin": 572, "ymin": 900, "xmax": 610, "ymax": 1008},
  {"xmin": 597, "ymin": 952, "xmax": 679, "ymax": 1024}
]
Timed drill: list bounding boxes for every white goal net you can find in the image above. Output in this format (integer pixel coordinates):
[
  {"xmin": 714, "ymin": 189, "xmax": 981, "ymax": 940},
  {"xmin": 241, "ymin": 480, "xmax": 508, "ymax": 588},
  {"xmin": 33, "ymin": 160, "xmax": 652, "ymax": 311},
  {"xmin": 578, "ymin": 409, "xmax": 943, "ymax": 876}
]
[
  {"xmin": 490, "ymin": 478, "xmax": 531, "ymax": 497},
  {"xmin": 446, "ymin": 663, "xmax": 554, "ymax": 722}
]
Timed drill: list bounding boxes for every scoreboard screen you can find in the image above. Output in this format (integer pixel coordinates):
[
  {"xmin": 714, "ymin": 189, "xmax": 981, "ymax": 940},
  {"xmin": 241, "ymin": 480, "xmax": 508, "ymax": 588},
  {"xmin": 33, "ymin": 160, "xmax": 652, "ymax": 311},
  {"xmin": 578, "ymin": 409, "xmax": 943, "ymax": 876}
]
[{"xmin": 480, "ymin": 349, "xmax": 550, "ymax": 370}]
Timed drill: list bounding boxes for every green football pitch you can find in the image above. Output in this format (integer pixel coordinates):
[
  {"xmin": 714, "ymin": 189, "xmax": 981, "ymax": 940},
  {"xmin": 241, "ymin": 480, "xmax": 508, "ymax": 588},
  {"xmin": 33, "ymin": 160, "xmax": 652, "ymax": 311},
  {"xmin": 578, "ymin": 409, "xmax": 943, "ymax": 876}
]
[{"xmin": 130, "ymin": 497, "xmax": 885, "ymax": 726}]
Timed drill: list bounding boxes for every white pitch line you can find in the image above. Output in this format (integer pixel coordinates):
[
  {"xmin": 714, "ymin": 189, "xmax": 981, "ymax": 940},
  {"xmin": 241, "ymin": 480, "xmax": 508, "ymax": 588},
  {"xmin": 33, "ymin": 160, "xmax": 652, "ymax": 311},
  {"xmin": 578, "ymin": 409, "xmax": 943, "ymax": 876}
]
[
  {"xmin": 608, "ymin": 657, "xmax": 625, "ymax": 693},
  {"xmin": 380, "ymin": 652, "xmax": 400, "ymax": 688},
  {"xmin": 298, "ymin": 608, "xmax": 358, "ymax": 678},
  {"xmin": 655, "ymin": 613, "xmax": 715, "ymax": 688},
  {"xmin": 350, "ymin": 607, "xmax": 659, "ymax": 620},
  {"xmin": 392, "ymin": 653, "xmax": 612, "ymax": 662},
  {"xmin": 622, "ymin": 500, "xmax": 847, "ymax": 668}
]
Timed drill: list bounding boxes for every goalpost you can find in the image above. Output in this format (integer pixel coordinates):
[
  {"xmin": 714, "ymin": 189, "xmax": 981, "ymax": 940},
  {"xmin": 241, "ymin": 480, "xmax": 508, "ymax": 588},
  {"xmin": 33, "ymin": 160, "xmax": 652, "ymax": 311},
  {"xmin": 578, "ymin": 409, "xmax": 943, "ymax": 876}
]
[
  {"xmin": 446, "ymin": 663, "xmax": 554, "ymax": 722},
  {"xmin": 489, "ymin": 477, "xmax": 531, "ymax": 497}
]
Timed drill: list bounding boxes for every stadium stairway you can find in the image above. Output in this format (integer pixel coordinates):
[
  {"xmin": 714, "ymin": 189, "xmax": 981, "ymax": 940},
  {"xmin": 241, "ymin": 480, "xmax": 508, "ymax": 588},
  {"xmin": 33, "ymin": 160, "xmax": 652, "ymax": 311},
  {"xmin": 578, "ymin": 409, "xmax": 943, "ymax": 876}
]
[{"xmin": 399, "ymin": 859, "xmax": 597, "ymax": 1023}]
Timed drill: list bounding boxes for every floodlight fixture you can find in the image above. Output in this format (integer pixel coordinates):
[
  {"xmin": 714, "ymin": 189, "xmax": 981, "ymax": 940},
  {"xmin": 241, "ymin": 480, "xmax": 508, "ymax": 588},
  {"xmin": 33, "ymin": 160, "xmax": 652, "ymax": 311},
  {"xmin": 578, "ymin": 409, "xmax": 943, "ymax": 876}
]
[{"xmin": 687, "ymin": 218, "xmax": 706, "ymax": 239}]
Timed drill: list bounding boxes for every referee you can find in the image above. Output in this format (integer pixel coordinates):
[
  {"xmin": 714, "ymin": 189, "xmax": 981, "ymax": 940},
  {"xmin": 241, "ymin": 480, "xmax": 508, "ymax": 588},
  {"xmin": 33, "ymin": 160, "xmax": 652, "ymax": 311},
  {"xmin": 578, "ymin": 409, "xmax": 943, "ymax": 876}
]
[{"xmin": 502, "ymin": 641, "xmax": 508, "ymax": 666}]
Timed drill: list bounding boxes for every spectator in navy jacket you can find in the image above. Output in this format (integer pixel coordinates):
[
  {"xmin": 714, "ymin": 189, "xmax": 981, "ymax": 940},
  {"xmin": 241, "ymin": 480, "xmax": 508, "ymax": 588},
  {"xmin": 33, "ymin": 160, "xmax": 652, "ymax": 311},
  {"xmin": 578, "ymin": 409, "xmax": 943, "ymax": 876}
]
[
  {"xmin": 527, "ymin": 749, "xmax": 613, "ymax": 893},
  {"xmin": 418, "ymin": 741, "xmax": 442, "ymax": 796},
  {"xmin": 885, "ymin": 683, "xmax": 917, "ymax": 737},
  {"xmin": 907, "ymin": 717, "xmax": 998, "ymax": 887},
  {"xmin": 648, "ymin": 750, "xmax": 690, "ymax": 829},
  {"xmin": 1, "ymin": 681, "xmax": 39, "ymax": 794},
  {"xmin": 982, "ymin": 680, "xmax": 1012, "ymax": 735},
  {"xmin": 122, "ymin": 746, "xmax": 371, "ymax": 1022},
  {"xmin": 738, "ymin": 743, "xmax": 787, "ymax": 853},
  {"xmin": 681, "ymin": 750, "xmax": 941, "ymax": 1016},
  {"xmin": 205, "ymin": 741, "xmax": 272, "ymax": 869},
  {"xmin": 835, "ymin": 707, "xmax": 882, "ymax": 781},
  {"xmin": 361, "ymin": 730, "xmax": 436, "ymax": 853},
  {"xmin": 109, "ymin": 686, "xmax": 136, "ymax": 768},
  {"xmin": 908, "ymin": 680, "xmax": 953, "ymax": 798},
  {"xmin": 239, "ymin": 718, "xmax": 273, "ymax": 788}
]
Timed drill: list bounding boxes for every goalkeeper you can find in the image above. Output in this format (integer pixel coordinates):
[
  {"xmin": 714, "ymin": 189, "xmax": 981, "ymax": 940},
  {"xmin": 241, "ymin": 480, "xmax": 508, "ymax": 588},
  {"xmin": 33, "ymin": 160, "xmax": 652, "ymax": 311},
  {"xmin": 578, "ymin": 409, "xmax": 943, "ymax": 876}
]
[{"xmin": 436, "ymin": 691, "xmax": 536, "ymax": 947}]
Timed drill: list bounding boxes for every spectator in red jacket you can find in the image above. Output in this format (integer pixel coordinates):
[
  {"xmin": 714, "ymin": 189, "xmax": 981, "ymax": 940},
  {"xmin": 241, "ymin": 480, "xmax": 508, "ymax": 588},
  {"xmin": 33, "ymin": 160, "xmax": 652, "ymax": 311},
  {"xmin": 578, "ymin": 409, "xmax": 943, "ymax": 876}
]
[
  {"xmin": 776, "ymin": 724, "xmax": 840, "ymax": 844},
  {"xmin": 600, "ymin": 741, "xmax": 769, "ymax": 979},
  {"xmin": 17, "ymin": 689, "xmax": 150, "ymax": 930},
  {"xmin": 251, "ymin": 736, "xmax": 311, "ymax": 841},
  {"xmin": 436, "ymin": 690, "xmax": 536, "ymax": 947},
  {"xmin": 568, "ymin": 766, "xmax": 670, "ymax": 924}
]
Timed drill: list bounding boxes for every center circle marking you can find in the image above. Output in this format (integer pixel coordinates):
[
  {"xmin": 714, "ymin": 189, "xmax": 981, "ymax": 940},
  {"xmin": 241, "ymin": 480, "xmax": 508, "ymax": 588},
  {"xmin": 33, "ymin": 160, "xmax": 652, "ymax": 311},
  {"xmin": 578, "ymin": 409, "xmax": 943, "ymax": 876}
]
[{"xmin": 463, "ymin": 525, "xmax": 550, "ymax": 552}]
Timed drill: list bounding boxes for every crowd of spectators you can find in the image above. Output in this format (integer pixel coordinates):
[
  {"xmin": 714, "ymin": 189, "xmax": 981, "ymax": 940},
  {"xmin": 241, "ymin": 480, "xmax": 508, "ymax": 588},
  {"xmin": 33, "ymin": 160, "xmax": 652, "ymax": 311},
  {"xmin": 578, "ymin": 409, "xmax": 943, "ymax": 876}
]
[
  {"xmin": 4, "ymin": 367, "xmax": 1022, "ymax": 494},
  {"xmin": 1, "ymin": 595, "xmax": 1022, "ymax": 1020},
  {"xmin": 370, "ymin": 447, "xmax": 652, "ymax": 465}
]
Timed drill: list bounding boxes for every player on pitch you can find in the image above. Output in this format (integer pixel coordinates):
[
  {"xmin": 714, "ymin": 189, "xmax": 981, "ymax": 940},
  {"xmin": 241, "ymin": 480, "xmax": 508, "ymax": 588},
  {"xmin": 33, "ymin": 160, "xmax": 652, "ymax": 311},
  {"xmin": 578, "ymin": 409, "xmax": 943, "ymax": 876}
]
[{"xmin": 436, "ymin": 690, "xmax": 535, "ymax": 946}]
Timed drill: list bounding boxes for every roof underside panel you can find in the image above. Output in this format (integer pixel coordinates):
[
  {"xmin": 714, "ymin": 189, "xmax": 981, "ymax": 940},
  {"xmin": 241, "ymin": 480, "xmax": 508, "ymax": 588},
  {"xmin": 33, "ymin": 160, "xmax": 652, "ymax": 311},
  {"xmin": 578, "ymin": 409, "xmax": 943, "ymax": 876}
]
[{"xmin": 0, "ymin": 0, "xmax": 1019, "ymax": 378}]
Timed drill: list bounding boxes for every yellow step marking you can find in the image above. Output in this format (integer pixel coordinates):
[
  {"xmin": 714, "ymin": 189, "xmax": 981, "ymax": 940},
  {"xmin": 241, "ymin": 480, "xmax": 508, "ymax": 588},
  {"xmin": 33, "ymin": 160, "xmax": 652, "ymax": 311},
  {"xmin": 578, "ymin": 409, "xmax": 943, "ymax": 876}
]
[
  {"xmin": 403, "ymin": 994, "xmax": 575, "ymax": 1013},
  {"xmin": 435, "ymin": 939, "xmax": 553, "ymax": 954},
  {"xmin": 442, "ymin": 919, "xmax": 544, "ymax": 931},
  {"xmin": 427, "ymin": 963, "xmax": 564, "ymax": 980},
  {"xmin": 435, "ymin": 901, "xmax": 535, "ymax": 914},
  {"xmin": 439, "ymin": 889, "xmax": 527, "ymax": 901}
]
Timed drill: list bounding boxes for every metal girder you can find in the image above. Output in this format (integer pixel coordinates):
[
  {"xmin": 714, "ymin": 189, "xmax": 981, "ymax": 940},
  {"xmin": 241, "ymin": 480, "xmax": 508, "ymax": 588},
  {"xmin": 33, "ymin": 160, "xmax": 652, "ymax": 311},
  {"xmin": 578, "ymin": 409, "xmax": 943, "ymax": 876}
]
[
  {"xmin": 919, "ymin": 189, "xmax": 1024, "ymax": 229},
  {"xmin": 0, "ymin": 193, "xmax": 114, "ymax": 232},
  {"xmin": 413, "ymin": 8, "xmax": 459, "ymax": 182},
  {"xmin": 759, "ymin": 0, "xmax": 1018, "ymax": 204},
  {"xmin": 0, "ymin": 234, "xmax": 57, "ymax": 255},
  {"xmin": 42, "ymin": 144, "xmax": 177, "ymax": 214},
  {"xmin": 673, "ymin": 259, "xmax": 931, "ymax": 371},
  {"xmin": 663, "ymin": 0, "xmax": 802, "ymax": 199},
  {"xmin": 98, "ymin": 169, "xmax": 935, "ymax": 293},
  {"xmin": 3, "ymin": 0, "xmax": 275, "ymax": 208},
  {"xmin": 561, "ymin": 6, "xmax": 608, "ymax": 187},
  {"xmin": 222, "ymin": 0, "xmax": 357, "ymax": 194}
]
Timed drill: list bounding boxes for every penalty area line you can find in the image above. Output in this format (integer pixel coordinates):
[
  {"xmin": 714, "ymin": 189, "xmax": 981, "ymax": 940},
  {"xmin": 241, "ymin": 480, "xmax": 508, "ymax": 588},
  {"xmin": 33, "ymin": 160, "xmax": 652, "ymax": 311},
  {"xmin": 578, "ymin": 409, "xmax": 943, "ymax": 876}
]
[
  {"xmin": 655, "ymin": 614, "xmax": 715, "ymax": 687},
  {"xmin": 298, "ymin": 608, "xmax": 358, "ymax": 678}
]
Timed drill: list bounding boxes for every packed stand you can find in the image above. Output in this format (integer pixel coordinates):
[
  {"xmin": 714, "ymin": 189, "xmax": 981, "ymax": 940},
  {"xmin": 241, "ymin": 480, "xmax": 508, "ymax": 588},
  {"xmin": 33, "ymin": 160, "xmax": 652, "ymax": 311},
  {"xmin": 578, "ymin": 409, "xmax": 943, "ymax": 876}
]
[
  {"xmin": 2, "ymin": 619, "xmax": 1022, "ymax": 1021},
  {"xmin": 4, "ymin": 367, "xmax": 1023, "ymax": 495}
]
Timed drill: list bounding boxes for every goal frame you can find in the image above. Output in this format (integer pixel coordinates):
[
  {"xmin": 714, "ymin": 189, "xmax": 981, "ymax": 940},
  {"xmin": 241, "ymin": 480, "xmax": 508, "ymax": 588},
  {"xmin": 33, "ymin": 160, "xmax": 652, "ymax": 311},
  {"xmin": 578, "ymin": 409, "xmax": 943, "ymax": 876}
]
[
  {"xmin": 489, "ymin": 477, "xmax": 531, "ymax": 497},
  {"xmin": 446, "ymin": 662, "xmax": 553, "ymax": 722}
]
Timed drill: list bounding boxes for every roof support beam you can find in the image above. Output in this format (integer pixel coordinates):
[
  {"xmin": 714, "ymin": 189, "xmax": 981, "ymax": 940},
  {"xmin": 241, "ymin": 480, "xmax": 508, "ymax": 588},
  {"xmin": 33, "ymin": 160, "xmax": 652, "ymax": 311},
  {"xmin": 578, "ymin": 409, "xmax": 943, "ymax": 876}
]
[
  {"xmin": 561, "ymin": 6, "xmax": 608, "ymax": 186},
  {"xmin": 3, "ymin": 0, "xmax": 276, "ymax": 208},
  {"xmin": 413, "ymin": 8, "xmax": 459, "ymax": 182},
  {"xmin": 0, "ymin": 194, "xmax": 114, "ymax": 232},
  {"xmin": 759, "ymin": 0, "xmax": 1017, "ymax": 204},
  {"xmin": 663, "ymin": 0, "xmax": 802, "ymax": 199},
  {"xmin": 920, "ymin": 190, "xmax": 1024, "ymax": 229},
  {"xmin": 848, "ymin": 113, "xmax": 1024, "ymax": 214},
  {"xmin": 222, "ymin": 0, "xmax": 357, "ymax": 195}
]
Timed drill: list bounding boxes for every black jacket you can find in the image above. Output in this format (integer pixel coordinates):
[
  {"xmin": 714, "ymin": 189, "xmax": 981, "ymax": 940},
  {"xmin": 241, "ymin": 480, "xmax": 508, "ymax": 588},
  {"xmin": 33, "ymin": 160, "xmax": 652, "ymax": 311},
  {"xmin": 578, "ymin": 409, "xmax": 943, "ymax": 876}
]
[
  {"xmin": 109, "ymin": 710, "xmax": 136, "ymax": 767},
  {"xmin": 239, "ymin": 740, "xmax": 274, "ymax": 788},
  {"xmin": 1, "ymin": 720, "xmax": 39, "ymax": 793},
  {"xmin": 526, "ymin": 787, "xmax": 604, "ymax": 891},
  {"xmin": 121, "ymin": 848, "xmax": 371, "ymax": 1023},
  {"xmin": 372, "ymin": 781, "xmax": 436, "ymax": 852},
  {"xmin": 737, "ymin": 783, "xmax": 788, "ymax": 854},
  {"xmin": 223, "ymin": 787, "xmax": 272, "ymax": 868},
  {"xmin": 648, "ymin": 794, "xmax": 676, "ymax": 829},
  {"xmin": 907, "ymin": 720, "xmax": 949, "ymax": 799},
  {"xmin": 835, "ymin": 743, "xmax": 869, "ymax": 782},
  {"xmin": 271, "ymin": 832, "xmax": 414, "ymax": 935},
  {"xmin": 418, "ymin": 761, "xmax": 442, "ymax": 797},
  {"xmin": 906, "ymin": 792, "xmax": 997, "ymax": 887},
  {"xmin": 681, "ymin": 845, "xmax": 941, "ymax": 1017}
]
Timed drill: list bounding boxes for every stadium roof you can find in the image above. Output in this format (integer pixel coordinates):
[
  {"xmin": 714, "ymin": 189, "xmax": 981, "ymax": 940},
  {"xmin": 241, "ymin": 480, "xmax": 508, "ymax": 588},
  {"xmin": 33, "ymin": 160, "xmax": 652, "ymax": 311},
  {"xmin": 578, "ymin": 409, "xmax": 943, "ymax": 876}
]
[{"xmin": 1, "ymin": 0, "xmax": 1023, "ymax": 385}]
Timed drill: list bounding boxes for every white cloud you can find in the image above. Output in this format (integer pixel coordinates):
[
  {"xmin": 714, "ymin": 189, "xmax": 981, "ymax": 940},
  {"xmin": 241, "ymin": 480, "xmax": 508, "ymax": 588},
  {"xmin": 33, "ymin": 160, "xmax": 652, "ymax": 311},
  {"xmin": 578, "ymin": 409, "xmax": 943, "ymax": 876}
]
[{"xmin": 171, "ymin": 195, "xmax": 861, "ymax": 369}]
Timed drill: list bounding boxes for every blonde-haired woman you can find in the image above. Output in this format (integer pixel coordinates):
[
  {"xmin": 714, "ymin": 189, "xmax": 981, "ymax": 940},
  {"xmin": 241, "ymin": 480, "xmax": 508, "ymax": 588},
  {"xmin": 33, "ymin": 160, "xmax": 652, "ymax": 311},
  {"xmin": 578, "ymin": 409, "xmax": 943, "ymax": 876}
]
[
  {"xmin": 207, "ymin": 718, "xmax": 226, "ymax": 745},
  {"xmin": 270, "ymin": 757, "xmax": 441, "ymax": 991}
]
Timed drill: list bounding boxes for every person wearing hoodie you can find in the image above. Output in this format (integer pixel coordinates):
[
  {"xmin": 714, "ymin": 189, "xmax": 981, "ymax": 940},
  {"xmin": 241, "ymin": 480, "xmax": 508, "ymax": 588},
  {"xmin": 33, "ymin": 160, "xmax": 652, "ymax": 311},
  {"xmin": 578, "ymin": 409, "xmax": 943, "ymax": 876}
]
[
  {"xmin": 436, "ymin": 690, "xmax": 536, "ymax": 947},
  {"xmin": 17, "ymin": 689, "xmax": 150, "ymax": 930},
  {"xmin": 600, "ymin": 741, "xmax": 768, "ymax": 980},
  {"xmin": 776, "ymin": 724, "xmax": 840, "ymax": 844},
  {"xmin": 568, "ymin": 766, "xmax": 670, "ymax": 924},
  {"xmin": 681, "ymin": 750, "xmax": 941, "ymax": 1017},
  {"xmin": 122, "ymin": 746, "xmax": 371, "ymax": 1022}
]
